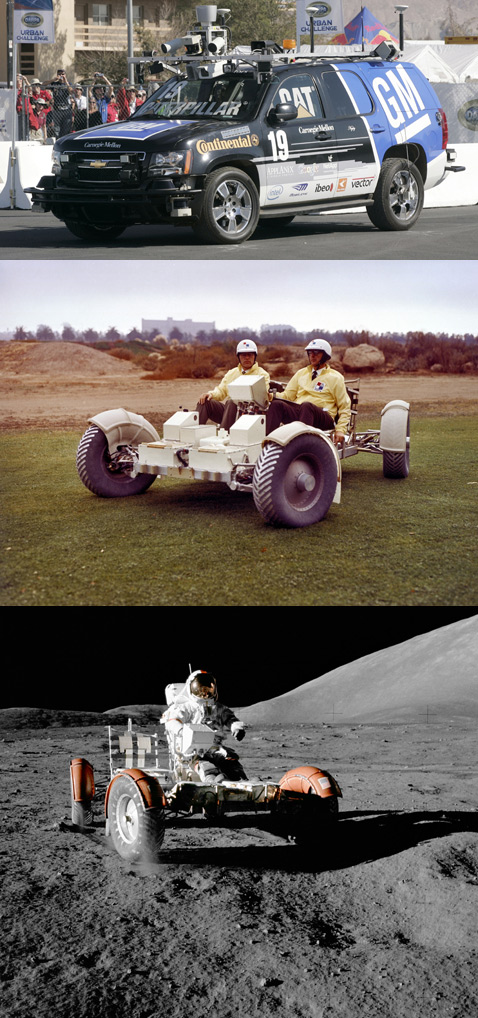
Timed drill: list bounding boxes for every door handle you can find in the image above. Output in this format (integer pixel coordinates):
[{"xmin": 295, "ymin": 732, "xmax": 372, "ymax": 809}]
[
  {"xmin": 315, "ymin": 131, "xmax": 331, "ymax": 140},
  {"xmin": 371, "ymin": 124, "xmax": 386, "ymax": 133}
]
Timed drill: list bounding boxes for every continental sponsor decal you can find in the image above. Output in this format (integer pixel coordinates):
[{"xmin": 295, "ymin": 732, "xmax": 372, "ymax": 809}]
[
  {"xmin": 337, "ymin": 177, "xmax": 347, "ymax": 191},
  {"xmin": 196, "ymin": 134, "xmax": 259, "ymax": 154}
]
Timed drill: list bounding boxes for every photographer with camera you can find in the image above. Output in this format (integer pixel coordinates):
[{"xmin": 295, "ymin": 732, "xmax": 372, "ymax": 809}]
[
  {"xmin": 89, "ymin": 73, "xmax": 113, "ymax": 123},
  {"xmin": 42, "ymin": 69, "xmax": 73, "ymax": 137}
]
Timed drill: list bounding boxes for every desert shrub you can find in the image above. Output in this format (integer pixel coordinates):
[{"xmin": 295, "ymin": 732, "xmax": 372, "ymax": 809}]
[
  {"xmin": 107, "ymin": 348, "xmax": 133, "ymax": 361},
  {"xmin": 142, "ymin": 343, "xmax": 234, "ymax": 380}
]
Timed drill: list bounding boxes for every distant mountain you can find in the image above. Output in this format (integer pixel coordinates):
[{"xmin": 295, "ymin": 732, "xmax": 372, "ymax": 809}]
[
  {"xmin": 237, "ymin": 617, "xmax": 478, "ymax": 724},
  {"xmin": 341, "ymin": 0, "xmax": 478, "ymax": 41}
]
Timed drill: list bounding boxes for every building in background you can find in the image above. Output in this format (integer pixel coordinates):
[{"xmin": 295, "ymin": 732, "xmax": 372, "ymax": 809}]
[{"xmin": 1, "ymin": 1, "xmax": 171, "ymax": 84}]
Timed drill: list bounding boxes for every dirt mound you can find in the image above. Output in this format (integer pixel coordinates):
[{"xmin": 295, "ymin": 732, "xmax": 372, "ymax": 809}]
[{"xmin": 0, "ymin": 341, "xmax": 139, "ymax": 377}]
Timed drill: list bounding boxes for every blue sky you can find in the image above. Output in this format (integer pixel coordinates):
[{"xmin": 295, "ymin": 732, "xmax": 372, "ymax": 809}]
[{"xmin": 1, "ymin": 260, "xmax": 477, "ymax": 337}]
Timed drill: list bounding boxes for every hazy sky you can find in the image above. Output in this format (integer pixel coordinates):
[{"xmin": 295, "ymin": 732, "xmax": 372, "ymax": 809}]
[{"xmin": 1, "ymin": 260, "xmax": 477, "ymax": 337}]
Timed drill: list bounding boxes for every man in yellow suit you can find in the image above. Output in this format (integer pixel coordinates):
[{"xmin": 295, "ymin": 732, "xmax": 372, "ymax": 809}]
[
  {"xmin": 265, "ymin": 338, "xmax": 350, "ymax": 446},
  {"xmin": 197, "ymin": 339, "xmax": 270, "ymax": 431}
]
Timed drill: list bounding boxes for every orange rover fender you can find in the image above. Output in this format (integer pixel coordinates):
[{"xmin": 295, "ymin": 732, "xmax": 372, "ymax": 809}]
[
  {"xmin": 70, "ymin": 758, "xmax": 95, "ymax": 802},
  {"xmin": 279, "ymin": 765, "xmax": 342, "ymax": 799},
  {"xmin": 104, "ymin": 768, "xmax": 166, "ymax": 817}
]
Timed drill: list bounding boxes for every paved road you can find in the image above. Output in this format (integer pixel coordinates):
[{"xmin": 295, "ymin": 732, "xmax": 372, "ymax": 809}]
[{"xmin": 0, "ymin": 205, "xmax": 476, "ymax": 260}]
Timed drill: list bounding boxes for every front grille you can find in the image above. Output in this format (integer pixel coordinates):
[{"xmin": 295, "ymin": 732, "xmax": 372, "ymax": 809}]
[{"xmin": 61, "ymin": 149, "xmax": 146, "ymax": 187}]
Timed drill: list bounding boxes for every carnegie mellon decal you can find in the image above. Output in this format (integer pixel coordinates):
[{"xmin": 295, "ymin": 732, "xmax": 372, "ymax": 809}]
[{"xmin": 196, "ymin": 134, "xmax": 259, "ymax": 154}]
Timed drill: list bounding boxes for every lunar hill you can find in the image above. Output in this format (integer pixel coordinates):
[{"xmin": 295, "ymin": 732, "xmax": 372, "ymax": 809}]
[{"xmin": 237, "ymin": 616, "xmax": 478, "ymax": 725}]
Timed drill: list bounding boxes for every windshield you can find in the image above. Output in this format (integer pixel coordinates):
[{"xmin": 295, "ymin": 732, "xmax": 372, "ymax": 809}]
[{"xmin": 132, "ymin": 74, "xmax": 267, "ymax": 122}]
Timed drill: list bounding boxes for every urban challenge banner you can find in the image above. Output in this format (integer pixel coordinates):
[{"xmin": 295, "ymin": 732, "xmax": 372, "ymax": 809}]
[
  {"xmin": 14, "ymin": 0, "xmax": 55, "ymax": 45},
  {"xmin": 296, "ymin": 0, "xmax": 345, "ymax": 44}
]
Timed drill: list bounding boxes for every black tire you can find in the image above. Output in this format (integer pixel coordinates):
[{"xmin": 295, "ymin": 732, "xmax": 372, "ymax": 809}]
[
  {"xmin": 253, "ymin": 434, "xmax": 337, "ymax": 528},
  {"xmin": 367, "ymin": 158, "xmax": 424, "ymax": 231},
  {"xmin": 64, "ymin": 220, "xmax": 125, "ymax": 242},
  {"xmin": 108, "ymin": 775, "xmax": 165, "ymax": 863},
  {"xmin": 383, "ymin": 410, "xmax": 410, "ymax": 478},
  {"xmin": 193, "ymin": 167, "xmax": 260, "ymax": 244},
  {"xmin": 76, "ymin": 425, "xmax": 156, "ymax": 498}
]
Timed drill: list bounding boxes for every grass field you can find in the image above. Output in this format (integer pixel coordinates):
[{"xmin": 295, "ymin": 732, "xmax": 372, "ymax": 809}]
[{"xmin": 1, "ymin": 416, "xmax": 476, "ymax": 607}]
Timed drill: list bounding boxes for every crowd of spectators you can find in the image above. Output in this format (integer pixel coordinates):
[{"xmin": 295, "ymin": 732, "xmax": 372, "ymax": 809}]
[{"xmin": 16, "ymin": 70, "xmax": 148, "ymax": 141}]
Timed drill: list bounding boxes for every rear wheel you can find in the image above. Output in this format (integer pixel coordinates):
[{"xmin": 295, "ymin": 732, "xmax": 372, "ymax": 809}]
[
  {"xmin": 64, "ymin": 220, "xmax": 126, "ymax": 241},
  {"xmin": 253, "ymin": 434, "xmax": 337, "ymax": 527},
  {"xmin": 108, "ymin": 775, "xmax": 165, "ymax": 863},
  {"xmin": 76, "ymin": 425, "xmax": 156, "ymax": 497},
  {"xmin": 193, "ymin": 167, "xmax": 260, "ymax": 244},
  {"xmin": 367, "ymin": 158, "xmax": 424, "ymax": 231},
  {"xmin": 382, "ymin": 409, "xmax": 410, "ymax": 478}
]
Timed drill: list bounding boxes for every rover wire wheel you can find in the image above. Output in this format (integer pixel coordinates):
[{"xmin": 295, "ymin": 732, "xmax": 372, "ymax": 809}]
[
  {"xmin": 382, "ymin": 409, "xmax": 410, "ymax": 478},
  {"xmin": 76, "ymin": 425, "xmax": 156, "ymax": 498},
  {"xmin": 253, "ymin": 435, "xmax": 337, "ymax": 528},
  {"xmin": 193, "ymin": 167, "xmax": 260, "ymax": 244},
  {"xmin": 108, "ymin": 775, "xmax": 165, "ymax": 863},
  {"xmin": 367, "ymin": 158, "xmax": 424, "ymax": 231}
]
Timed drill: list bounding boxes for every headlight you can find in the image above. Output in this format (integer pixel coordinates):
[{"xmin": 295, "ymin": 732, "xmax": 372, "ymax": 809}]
[{"xmin": 148, "ymin": 150, "xmax": 191, "ymax": 174}]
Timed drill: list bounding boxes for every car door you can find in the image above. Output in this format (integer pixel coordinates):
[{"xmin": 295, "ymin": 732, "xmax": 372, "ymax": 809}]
[
  {"xmin": 262, "ymin": 72, "xmax": 339, "ymax": 207},
  {"xmin": 313, "ymin": 67, "xmax": 383, "ymax": 199}
]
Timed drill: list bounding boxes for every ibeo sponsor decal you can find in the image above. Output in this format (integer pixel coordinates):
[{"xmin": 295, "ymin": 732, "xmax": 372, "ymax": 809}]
[
  {"xmin": 196, "ymin": 134, "xmax": 259, "ymax": 154},
  {"xmin": 351, "ymin": 177, "xmax": 374, "ymax": 188},
  {"xmin": 315, "ymin": 182, "xmax": 333, "ymax": 192}
]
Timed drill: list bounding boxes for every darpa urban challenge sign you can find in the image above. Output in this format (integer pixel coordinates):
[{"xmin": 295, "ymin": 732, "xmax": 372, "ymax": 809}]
[
  {"xmin": 14, "ymin": 0, "xmax": 55, "ymax": 44},
  {"xmin": 296, "ymin": 0, "xmax": 344, "ymax": 42}
]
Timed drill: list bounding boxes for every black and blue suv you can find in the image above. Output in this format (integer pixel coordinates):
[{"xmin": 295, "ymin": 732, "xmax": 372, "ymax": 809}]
[{"xmin": 28, "ymin": 8, "xmax": 462, "ymax": 244}]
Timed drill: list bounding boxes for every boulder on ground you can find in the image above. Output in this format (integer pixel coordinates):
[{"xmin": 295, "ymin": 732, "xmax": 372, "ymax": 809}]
[{"xmin": 342, "ymin": 344, "xmax": 386, "ymax": 372}]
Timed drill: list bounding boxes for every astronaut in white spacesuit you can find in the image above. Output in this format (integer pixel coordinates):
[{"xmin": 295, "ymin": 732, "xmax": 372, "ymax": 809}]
[{"xmin": 162, "ymin": 670, "xmax": 247, "ymax": 782}]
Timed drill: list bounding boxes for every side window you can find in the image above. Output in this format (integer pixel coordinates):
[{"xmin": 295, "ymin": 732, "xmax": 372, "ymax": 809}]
[
  {"xmin": 315, "ymin": 71, "xmax": 356, "ymax": 117},
  {"xmin": 339, "ymin": 71, "xmax": 374, "ymax": 115},
  {"xmin": 272, "ymin": 74, "xmax": 324, "ymax": 119}
]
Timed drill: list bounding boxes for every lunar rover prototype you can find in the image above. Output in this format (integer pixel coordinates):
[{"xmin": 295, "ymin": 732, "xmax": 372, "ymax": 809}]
[
  {"xmin": 76, "ymin": 375, "xmax": 410, "ymax": 528},
  {"xmin": 69, "ymin": 682, "xmax": 342, "ymax": 863}
]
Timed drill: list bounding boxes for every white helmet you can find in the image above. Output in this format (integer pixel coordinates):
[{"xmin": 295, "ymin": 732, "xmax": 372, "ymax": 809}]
[
  {"xmin": 236, "ymin": 339, "xmax": 258, "ymax": 356},
  {"xmin": 305, "ymin": 338, "xmax": 332, "ymax": 361}
]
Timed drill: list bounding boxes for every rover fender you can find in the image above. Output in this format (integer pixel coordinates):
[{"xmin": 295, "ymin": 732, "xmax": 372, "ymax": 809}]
[
  {"xmin": 70, "ymin": 757, "xmax": 95, "ymax": 802},
  {"xmin": 87, "ymin": 408, "xmax": 160, "ymax": 454},
  {"xmin": 104, "ymin": 768, "xmax": 166, "ymax": 817},
  {"xmin": 380, "ymin": 400, "xmax": 410, "ymax": 452},
  {"xmin": 279, "ymin": 765, "xmax": 342, "ymax": 800}
]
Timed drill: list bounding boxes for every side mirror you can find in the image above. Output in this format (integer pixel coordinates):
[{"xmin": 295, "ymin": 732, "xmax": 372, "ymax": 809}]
[{"xmin": 268, "ymin": 102, "xmax": 297, "ymax": 123}]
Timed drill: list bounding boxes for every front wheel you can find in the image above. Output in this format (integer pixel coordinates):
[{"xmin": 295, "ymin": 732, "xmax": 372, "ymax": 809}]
[
  {"xmin": 76, "ymin": 425, "xmax": 156, "ymax": 497},
  {"xmin": 367, "ymin": 158, "xmax": 424, "ymax": 231},
  {"xmin": 253, "ymin": 434, "xmax": 338, "ymax": 527},
  {"xmin": 108, "ymin": 775, "xmax": 165, "ymax": 863},
  {"xmin": 64, "ymin": 220, "xmax": 126, "ymax": 242},
  {"xmin": 193, "ymin": 167, "xmax": 260, "ymax": 244}
]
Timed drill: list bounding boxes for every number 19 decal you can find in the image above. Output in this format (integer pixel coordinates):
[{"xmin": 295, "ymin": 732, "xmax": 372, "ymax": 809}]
[{"xmin": 267, "ymin": 129, "xmax": 289, "ymax": 162}]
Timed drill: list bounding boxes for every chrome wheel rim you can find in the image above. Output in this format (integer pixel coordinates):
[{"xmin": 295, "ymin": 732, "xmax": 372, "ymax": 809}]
[
  {"xmin": 388, "ymin": 170, "xmax": 419, "ymax": 222},
  {"xmin": 212, "ymin": 179, "xmax": 253, "ymax": 235}
]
